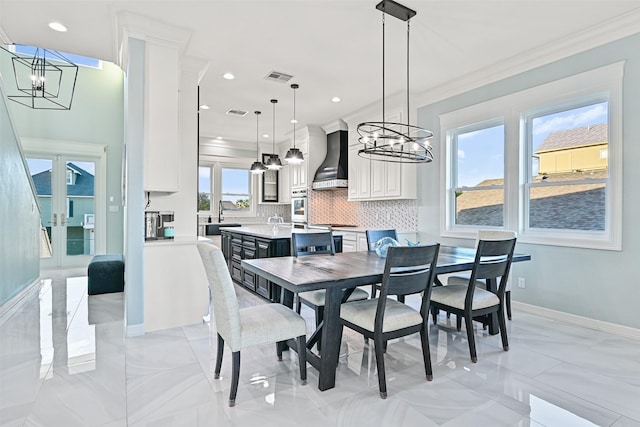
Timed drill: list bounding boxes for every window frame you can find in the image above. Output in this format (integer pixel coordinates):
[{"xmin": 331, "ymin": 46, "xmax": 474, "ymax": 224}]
[
  {"xmin": 440, "ymin": 62, "xmax": 623, "ymax": 250},
  {"xmin": 198, "ymin": 161, "xmax": 257, "ymax": 218}
]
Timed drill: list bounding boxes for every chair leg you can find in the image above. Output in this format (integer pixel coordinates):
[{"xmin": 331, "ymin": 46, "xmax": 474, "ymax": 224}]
[
  {"xmin": 456, "ymin": 314, "xmax": 462, "ymax": 331},
  {"xmin": 498, "ymin": 308, "xmax": 509, "ymax": 351},
  {"xmin": 420, "ymin": 326, "xmax": 433, "ymax": 381},
  {"xmin": 506, "ymin": 290, "xmax": 512, "ymax": 320},
  {"xmin": 431, "ymin": 306, "xmax": 438, "ymax": 324},
  {"xmin": 214, "ymin": 333, "xmax": 224, "ymax": 379},
  {"xmin": 229, "ymin": 351, "xmax": 240, "ymax": 407},
  {"xmin": 297, "ymin": 335, "xmax": 307, "ymax": 385},
  {"xmin": 373, "ymin": 336, "xmax": 388, "ymax": 399},
  {"xmin": 277, "ymin": 341, "xmax": 283, "ymax": 361},
  {"xmin": 464, "ymin": 315, "xmax": 478, "ymax": 363},
  {"xmin": 397, "ymin": 295, "xmax": 405, "ymax": 303},
  {"xmin": 371, "ymin": 283, "xmax": 377, "ymax": 299}
]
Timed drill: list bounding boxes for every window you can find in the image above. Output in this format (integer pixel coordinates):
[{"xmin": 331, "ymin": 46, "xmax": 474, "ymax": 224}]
[
  {"xmin": 440, "ymin": 62, "xmax": 623, "ymax": 250},
  {"xmin": 13, "ymin": 44, "xmax": 101, "ymax": 69},
  {"xmin": 198, "ymin": 163, "xmax": 255, "ymax": 216},
  {"xmin": 221, "ymin": 167, "xmax": 251, "ymax": 214},
  {"xmin": 449, "ymin": 121, "xmax": 505, "ymax": 227},
  {"xmin": 66, "ymin": 170, "xmax": 73, "ymax": 185},
  {"xmin": 198, "ymin": 166, "xmax": 211, "ymax": 211},
  {"xmin": 525, "ymin": 101, "xmax": 609, "ymax": 232}
]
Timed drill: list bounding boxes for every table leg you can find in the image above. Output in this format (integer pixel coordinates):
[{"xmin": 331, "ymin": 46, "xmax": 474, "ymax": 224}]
[{"xmin": 318, "ymin": 286, "xmax": 342, "ymax": 391}]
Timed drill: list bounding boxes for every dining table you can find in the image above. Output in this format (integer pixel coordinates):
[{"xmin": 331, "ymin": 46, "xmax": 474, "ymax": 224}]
[{"xmin": 241, "ymin": 245, "xmax": 531, "ymax": 391}]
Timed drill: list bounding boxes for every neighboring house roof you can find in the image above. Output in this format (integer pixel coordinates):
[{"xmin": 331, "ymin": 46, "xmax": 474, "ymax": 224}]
[
  {"xmin": 31, "ymin": 162, "xmax": 95, "ymax": 197},
  {"xmin": 456, "ymin": 170, "xmax": 607, "ymax": 230},
  {"xmin": 536, "ymin": 123, "xmax": 607, "ymax": 153}
]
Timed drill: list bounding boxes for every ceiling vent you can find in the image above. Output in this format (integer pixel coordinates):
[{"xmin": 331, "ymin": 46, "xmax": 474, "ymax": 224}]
[
  {"xmin": 264, "ymin": 71, "xmax": 293, "ymax": 83},
  {"xmin": 226, "ymin": 109, "xmax": 248, "ymax": 117}
]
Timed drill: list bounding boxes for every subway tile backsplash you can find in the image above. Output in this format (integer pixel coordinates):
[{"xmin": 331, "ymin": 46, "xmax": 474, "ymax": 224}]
[{"xmin": 309, "ymin": 189, "xmax": 417, "ymax": 230}]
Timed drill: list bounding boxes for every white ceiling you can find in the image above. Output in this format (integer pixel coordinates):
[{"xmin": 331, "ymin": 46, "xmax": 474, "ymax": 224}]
[{"xmin": 1, "ymin": 1, "xmax": 639, "ymax": 146}]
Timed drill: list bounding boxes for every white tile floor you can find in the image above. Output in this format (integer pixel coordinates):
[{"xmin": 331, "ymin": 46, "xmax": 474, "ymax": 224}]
[{"xmin": 1, "ymin": 268, "xmax": 639, "ymax": 427}]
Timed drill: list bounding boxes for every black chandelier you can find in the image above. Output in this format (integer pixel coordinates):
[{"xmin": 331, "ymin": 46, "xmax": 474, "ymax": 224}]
[
  {"xmin": 266, "ymin": 99, "xmax": 283, "ymax": 170},
  {"xmin": 357, "ymin": 0, "xmax": 434, "ymax": 163},
  {"xmin": 250, "ymin": 111, "xmax": 267, "ymax": 174},
  {"xmin": 0, "ymin": 44, "xmax": 78, "ymax": 110},
  {"xmin": 284, "ymin": 83, "xmax": 304, "ymax": 164}
]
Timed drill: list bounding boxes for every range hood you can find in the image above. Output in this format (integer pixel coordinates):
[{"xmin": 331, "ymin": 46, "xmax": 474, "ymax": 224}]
[{"xmin": 312, "ymin": 126, "xmax": 349, "ymax": 190}]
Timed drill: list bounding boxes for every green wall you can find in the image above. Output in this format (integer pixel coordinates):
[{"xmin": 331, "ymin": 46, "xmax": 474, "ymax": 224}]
[
  {"xmin": 3, "ymin": 60, "xmax": 125, "ymax": 255},
  {"xmin": 417, "ymin": 34, "xmax": 640, "ymax": 329}
]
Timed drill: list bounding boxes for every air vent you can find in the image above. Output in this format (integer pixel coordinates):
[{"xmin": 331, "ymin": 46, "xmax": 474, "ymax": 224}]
[
  {"xmin": 226, "ymin": 109, "xmax": 248, "ymax": 117},
  {"xmin": 264, "ymin": 71, "xmax": 294, "ymax": 83}
]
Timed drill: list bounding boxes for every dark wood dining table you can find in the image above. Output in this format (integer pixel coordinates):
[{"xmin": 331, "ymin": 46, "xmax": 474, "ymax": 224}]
[{"xmin": 242, "ymin": 246, "xmax": 531, "ymax": 391}]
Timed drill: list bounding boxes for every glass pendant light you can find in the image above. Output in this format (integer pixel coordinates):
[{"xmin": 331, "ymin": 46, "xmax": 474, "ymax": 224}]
[
  {"xmin": 266, "ymin": 99, "xmax": 283, "ymax": 170},
  {"xmin": 250, "ymin": 111, "xmax": 267, "ymax": 174},
  {"xmin": 284, "ymin": 83, "xmax": 304, "ymax": 164}
]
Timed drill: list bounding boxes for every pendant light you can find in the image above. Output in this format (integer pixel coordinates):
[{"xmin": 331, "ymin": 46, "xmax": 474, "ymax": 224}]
[
  {"xmin": 357, "ymin": 0, "xmax": 434, "ymax": 163},
  {"xmin": 266, "ymin": 99, "xmax": 283, "ymax": 170},
  {"xmin": 284, "ymin": 83, "xmax": 304, "ymax": 164},
  {"xmin": 250, "ymin": 111, "xmax": 267, "ymax": 174}
]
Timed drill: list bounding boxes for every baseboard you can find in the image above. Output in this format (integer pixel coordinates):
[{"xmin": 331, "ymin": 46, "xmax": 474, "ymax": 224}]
[
  {"xmin": 126, "ymin": 323, "xmax": 145, "ymax": 337},
  {"xmin": 512, "ymin": 301, "xmax": 640, "ymax": 341},
  {"xmin": 0, "ymin": 278, "xmax": 41, "ymax": 328}
]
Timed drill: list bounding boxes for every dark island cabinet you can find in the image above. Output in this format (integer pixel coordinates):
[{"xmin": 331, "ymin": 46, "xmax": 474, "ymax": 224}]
[
  {"xmin": 220, "ymin": 229, "xmax": 341, "ymax": 302},
  {"xmin": 220, "ymin": 230, "xmax": 292, "ymax": 302}
]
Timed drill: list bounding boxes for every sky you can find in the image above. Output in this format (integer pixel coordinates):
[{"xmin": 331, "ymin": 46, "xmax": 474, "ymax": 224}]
[
  {"xmin": 456, "ymin": 101, "xmax": 608, "ymax": 187},
  {"xmin": 199, "ymin": 166, "xmax": 250, "ymax": 203}
]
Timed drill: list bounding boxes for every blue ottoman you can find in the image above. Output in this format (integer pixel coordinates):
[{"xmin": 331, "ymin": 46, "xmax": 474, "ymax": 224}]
[{"xmin": 88, "ymin": 254, "xmax": 125, "ymax": 295}]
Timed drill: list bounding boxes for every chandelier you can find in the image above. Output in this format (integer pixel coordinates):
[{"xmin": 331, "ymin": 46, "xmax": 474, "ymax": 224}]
[{"xmin": 357, "ymin": 0, "xmax": 434, "ymax": 163}]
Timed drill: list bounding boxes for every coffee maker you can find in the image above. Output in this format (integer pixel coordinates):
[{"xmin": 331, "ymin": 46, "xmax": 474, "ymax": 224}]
[{"xmin": 145, "ymin": 211, "xmax": 175, "ymax": 240}]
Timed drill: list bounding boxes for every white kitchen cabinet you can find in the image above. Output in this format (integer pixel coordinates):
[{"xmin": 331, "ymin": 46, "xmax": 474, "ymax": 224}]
[
  {"xmin": 357, "ymin": 233, "xmax": 369, "ymax": 251},
  {"xmin": 285, "ymin": 125, "xmax": 326, "ymax": 193},
  {"xmin": 346, "ymin": 112, "xmax": 416, "ymax": 201},
  {"xmin": 340, "ymin": 231, "xmax": 358, "ymax": 252},
  {"xmin": 144, "ymin": 41, "xmax": 181, "ymax": 192}
]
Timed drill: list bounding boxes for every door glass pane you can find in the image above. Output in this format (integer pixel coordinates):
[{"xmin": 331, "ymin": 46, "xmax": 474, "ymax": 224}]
[
  {"xmin": 26, "ymin": 158, "xmax": 53, "ymax": 258},
  {"xmin": 198, "ymin": 166, "xmax": 211, "ymax": 211},
  {"xmin": 65, "ymin": 160, "xmax": 95, "ymax": 256}
]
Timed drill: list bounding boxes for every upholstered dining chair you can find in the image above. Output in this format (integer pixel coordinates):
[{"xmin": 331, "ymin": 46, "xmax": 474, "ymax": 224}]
[
  {"xmin": 339, "ymin": 243, "xmax": 440, "ymax": 399},
  {"xmin": 292, "ymin": 232, "xmax": 369, "ymax": 350},
  {"xmin": 430, "ymin": 238, "xmax": 516, "ymax": 363},
  {"xmin": 447, "ymin": 230, "xmax": 517, "ymax": 321},
  {"xmin": 197, "ymin": 242, "xmax": 307, "ymax": 407},
  {"xmin": 365, "ymin": 229, "xmax": 402, "ymax": 301}
]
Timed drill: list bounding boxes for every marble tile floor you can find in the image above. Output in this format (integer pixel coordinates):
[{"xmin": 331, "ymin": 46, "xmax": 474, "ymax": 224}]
[{"xmin": 1, "ymin": 269, "xmax": 639, "ymax": 427}]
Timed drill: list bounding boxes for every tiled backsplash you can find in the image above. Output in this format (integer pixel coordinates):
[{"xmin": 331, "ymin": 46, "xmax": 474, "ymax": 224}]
[
  {"xmin": 309, "ymin": 189, "xmax": 417, "ymax": 230},
  {"xmin": 197, "ymin": 191, "xmax": 417, "ymax": 230}
]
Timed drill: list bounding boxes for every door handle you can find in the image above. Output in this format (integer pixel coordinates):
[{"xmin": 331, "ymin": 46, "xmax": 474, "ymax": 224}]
[
  {"xmin": 53, "ymin": 213, "xmax": 57, "ymax": 226},
  {"xmin": 61, "ymin": 213, "xmax": 66, "ymax": 226}
]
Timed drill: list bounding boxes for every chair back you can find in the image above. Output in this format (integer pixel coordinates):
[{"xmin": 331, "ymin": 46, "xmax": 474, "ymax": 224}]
[
  {"xmin": 291, "ymin": 232, "xmax": 335, "ymax": 257},
  {"xmin": 375, "ymin": 244, "xmax": 440, "ymax": 326},
  {"xmin": 466, "ymin": 238, "xmax": 517, "ymax": 307},
  {"xmin": 197, "ymin": 242, "xmax": 242, "ymax": 350},
  {"xmin": 366, "ymin": 229, "xmax": 398, "ymax": 251},
  {"xmin": 475, "ymin": 230, "xmax": 517, "ymax": 247}
]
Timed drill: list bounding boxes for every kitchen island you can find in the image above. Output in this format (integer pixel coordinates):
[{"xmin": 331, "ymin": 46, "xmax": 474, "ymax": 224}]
[{"xmin": 219, "ymin": 225, "xmax": 342, "ymax": 300}]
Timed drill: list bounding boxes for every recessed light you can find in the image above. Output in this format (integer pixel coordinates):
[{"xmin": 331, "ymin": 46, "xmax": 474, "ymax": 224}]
[
  {"xmin": 216, "ymin": 136, "xmax": 223, "ymax": 140},
  {"xmin": 48, "ymin": 22, "xmax": 67, "ymax": 32},
  {"xmin": 331, "ymin": 96, "xmax": 341, "ymax": 103},
  {"xmin": 200, "ymin": 104, "xmax": 210, "ymax": 110},
  {"xmin": 222, "ymin": 72, "xmax": 235, "ymax": 80},
  {"xmin": 290, "ymin": 119, "xmax": 298, "ymax": 124},
  {"xmin": 263, "ymin": 134, "xmax": 269, "ymax": 138}
]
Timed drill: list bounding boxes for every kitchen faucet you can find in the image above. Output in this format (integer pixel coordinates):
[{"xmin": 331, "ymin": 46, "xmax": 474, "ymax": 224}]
[{"xmin": 218, "ymin": 200, "xmax": 224, "ymax": 223}]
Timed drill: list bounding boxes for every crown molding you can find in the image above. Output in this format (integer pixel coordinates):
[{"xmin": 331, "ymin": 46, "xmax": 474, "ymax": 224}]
[{"xmin": 413, "ymin": 7, "xmax": 640, "ymax": 109}]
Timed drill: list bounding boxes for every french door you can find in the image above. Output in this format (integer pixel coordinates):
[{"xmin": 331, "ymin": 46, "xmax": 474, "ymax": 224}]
[{"xmin": 24, "ymin": 141, "xmax": 105, "ymax": 268}]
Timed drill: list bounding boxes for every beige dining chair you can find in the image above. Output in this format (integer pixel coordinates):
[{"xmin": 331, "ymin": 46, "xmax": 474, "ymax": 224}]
[
  {"xmin": 431, "ymin": 238, "xmax": 516, "ymax": 363},
  {"xmin": 339, "ymin": 244, "xmax": 440, "ymax": 398},
  {"xmin": 447, "ymin": 230, "xmax": 517, "ymax": 321},
  {"xmin": 197, "ymin": 242, "xmax": 307, "ymax": 407}
]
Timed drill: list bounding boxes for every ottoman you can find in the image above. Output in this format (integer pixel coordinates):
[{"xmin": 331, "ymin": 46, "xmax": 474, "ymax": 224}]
[{"xmin": 88, "ymin": 254, "xmax": 125, "ymax": 295}]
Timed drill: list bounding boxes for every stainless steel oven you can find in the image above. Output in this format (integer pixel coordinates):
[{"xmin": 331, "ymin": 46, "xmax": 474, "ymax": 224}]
[{"xmin": 291, "ymin": 188, "xmax": 308, "ymax": 224}]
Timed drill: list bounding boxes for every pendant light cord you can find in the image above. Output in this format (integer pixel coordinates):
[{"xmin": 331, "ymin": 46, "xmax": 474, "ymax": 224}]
[{"xmin": 382, "ymin": 11, "xmax": 385, "ymax": 142}]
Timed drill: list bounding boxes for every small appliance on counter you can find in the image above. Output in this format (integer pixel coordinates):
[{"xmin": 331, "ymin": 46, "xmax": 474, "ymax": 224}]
[{"xmin": 144, "ymin": 211, "xmax": 175, "ymax": 240}]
